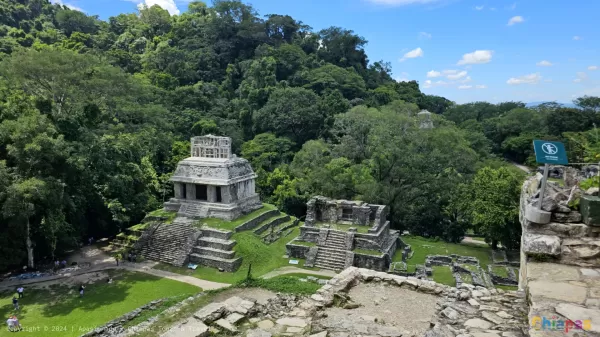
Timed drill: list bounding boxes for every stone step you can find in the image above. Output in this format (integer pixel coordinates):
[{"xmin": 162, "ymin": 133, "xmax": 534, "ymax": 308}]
[
  {"xmin": 200, "ymin": 227, "xmax": 233, "ymax": 240},
  {"xmin": 317, "ymin": 247, "xmax": 347, "ymax": 255},
  {"xmin": 254, "ymin": 215, "xmax": 291, "ymax": 235},
  {"xmin": 314, "ymin": 262, "xmax": 345, "ymax": 271},
  {"xmin": 192, "ymin": 246, "xmax": 236, "ymax": 259},
  {"xmin": 189, "ymin": 254, "xmax": 242, "ymax": 272},
  {"xmin": 315, "ymin": 257, "xmax": 346, "ymax": 266},
  {"xmin": 197, "ymin": 237, "xmax": 236, "ymax": 251}
]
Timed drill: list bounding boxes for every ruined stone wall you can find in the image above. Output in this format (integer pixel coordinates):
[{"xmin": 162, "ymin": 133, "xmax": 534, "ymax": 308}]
[
  {"xmin": 353, "ymin": 252, "xmax": 388, "ymax": 271},
  {"xmin": 285, "ymin": 242, "xmax": 310, "ymax": 259},
  {"xmin": 519, "ymin": 172, "xmax": 600, "ymax": 289}
]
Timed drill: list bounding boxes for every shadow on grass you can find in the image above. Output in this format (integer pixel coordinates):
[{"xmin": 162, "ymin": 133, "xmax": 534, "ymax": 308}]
[{"xmin": 0, "ymin": 271, "xmax": 166, "ymax": 320}]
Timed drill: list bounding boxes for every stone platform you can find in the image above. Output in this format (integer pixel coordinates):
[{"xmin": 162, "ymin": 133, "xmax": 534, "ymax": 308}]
[{"xmin": 523, "ymin": 262, "xmax": 600, "ymax": 336}]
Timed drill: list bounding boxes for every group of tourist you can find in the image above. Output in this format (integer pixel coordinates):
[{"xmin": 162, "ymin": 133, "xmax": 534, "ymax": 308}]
[
  {"xmin": 114, "ymin": 252, "xmax": 138, "ymax": 266},
  {"xmin": 6, "ymin": 286, "xmax": 24, "ymax": 332},
  {"xmin": 53, "ymin": 259, "xmax": 68, "ymax": 270},
  {"xmin": 6, "ymin": 316, "xmax": 22, "ymax": 332}
]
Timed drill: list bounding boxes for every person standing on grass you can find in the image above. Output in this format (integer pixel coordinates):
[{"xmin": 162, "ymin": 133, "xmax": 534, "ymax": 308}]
[
  {"xmin": 79, "ymin": 284, "xmax": 85, "ymax": 297},
  {"xmin": 12, "ymin": 297, "xmax": 19, "ymax": 311},
  {"xmin": 16, "ymin": 286, "xmax": 23, "ymax": 298},
  {"xmin": 115, "ymin": 253, "xmax": 120, "ymax": 266}
]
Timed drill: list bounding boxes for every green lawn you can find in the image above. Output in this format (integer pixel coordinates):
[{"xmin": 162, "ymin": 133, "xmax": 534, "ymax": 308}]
[
  {"xmin": 432, "ymin": 266, "xmax": 456, "ymax": 287},
  {"xmin": 196, "ymin": 204, "xmax": 278, "ymax": 231},
  {"xmin": 155, "ymin": 226, "xmax": 311, "ymax": 283},
  {"xmin": 290, "ymin": 240, "xmax": 316, "ymax": 247},
  {"xmin": 491, "ymin": 265, "xmax": 509, "ymax": 278},
  {"xmin": 0, "ymin": 271, "xmax": 200, "ymax": 337},
  {"xmin": 394, "ymin": 236, "xmax": 493, "ymax": 273},
  {"xmin": 276, "ymin": 273, "xmax": 332, "ymax": 280}
]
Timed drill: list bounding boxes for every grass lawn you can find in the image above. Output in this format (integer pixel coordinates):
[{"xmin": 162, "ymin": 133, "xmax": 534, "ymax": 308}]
[
  {"xmin": 290, "ymin": 241, "xmax": 316, "ymax": 247},
  {"xmin": 239, "ymin": 276, "xmax": 322, "ymax": 295},
  {"xmin": 471, "ymin": 237, "xmax": 486, "ymax": 242},
  {"xmin": 491, "ymin": 266, "xmax": 509, "ymax": 278},
  {"xmin": 432, "ymin": 266, "xmax": 456, "ymax": 287},
  {"xmin": 155, "ymin": 226, "xmax": 313, "ymax": 283},
  {"xmin": 196, "ymin": 204, "xmax": 277, "ymax": 231},
  {"xmin": 277, "ymin": 273, "xmax": 332, "ymax": 280},
  {"xmin": 496, "ymin": 284, "xmax": 518, "ymax": 291},
  {"xmin": 0, "ymin": 271, "xmax": 200, "ymax": 337},
  {"xmin": 394, "ymin": 236, "xmax": 493, "ymax": 273}
]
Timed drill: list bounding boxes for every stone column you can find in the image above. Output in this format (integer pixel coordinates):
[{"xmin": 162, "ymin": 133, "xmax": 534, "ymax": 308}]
[
  {"xmin": 174, "ymin": 182, "xmax": 183, "ymax": 199},
  {"xmin": 207, "ymin": 185, "xmax": 217, "ymax": 203},
  {"xmin": 186, "ymin": 183, "xmax": 196, "ymax": 200}
]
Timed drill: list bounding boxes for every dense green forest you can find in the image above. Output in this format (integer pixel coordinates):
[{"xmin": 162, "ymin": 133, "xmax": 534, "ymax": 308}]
[{"xmin": 1, "ymin": 0, "xmax": 600, "ymax": 271}]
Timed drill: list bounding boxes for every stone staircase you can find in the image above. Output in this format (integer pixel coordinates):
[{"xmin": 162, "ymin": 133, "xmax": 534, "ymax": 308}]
[
  {"xmin": 314, "ymin": 230, "xmax": 348, "ymax": 271},
  {"xmin": 137, "ymin": 217, "xmax": 199, "ymax": 266},
  {"xmin": 189, "ymin": 227, "xmax": 242, "ymax": 272},
  {"xmin": 178, "ymin": 203, "xmax": 205, "ymax": 218}
]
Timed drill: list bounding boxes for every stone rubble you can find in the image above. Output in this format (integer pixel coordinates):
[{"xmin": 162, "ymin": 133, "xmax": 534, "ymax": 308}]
[{"xmin": 155, "ymin": 267, "xmax": 528, "ymax": 337}]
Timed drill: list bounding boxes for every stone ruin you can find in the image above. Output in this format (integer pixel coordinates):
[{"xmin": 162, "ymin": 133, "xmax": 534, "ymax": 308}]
[
  {"xmin": 164, "ymin": 135, "xmax": 262, "ymax": 220},
  {"xmin": 148, "ymin": 267, "xmax": 528, "ymax": 337},
  {"xmin": 128, "ymin": 135, "xmax": 264, "ymax": 271},
  {"xmin": 286, "ymin": 196, "xmax": 399, "ymax": 272},
  {"xmin": 520, "ymin": 166, "xmax": 600, "ymax": 336}
]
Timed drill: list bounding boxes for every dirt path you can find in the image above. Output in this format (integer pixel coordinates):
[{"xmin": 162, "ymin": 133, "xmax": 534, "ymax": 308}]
[
  {"xmin": 461, "ymin": 236, "xmax": 489, "ymax": 246},
  {"xmin": 0, "ymin": 246, "xmax": 230, "ymax": 291},
  {"xmin": 261, "ymin": 266, "xmax": 336, "ymax": 279}
]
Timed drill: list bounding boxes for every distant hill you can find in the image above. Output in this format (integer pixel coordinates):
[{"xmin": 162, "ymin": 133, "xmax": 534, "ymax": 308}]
[{"xmin": 526, "ymin": 102, "xmax": 578, "ymax": 108}]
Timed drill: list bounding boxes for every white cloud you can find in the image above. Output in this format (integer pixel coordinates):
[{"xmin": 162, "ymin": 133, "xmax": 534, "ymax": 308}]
[
  {"xmin": 507, "ymin": 16, "xmax": 524, "ymax": 26},
  {"xmin": 490, "ymin": 7, "xmax": 497, "ymax": 11},
  {"xmin": 399, "ymin": 47, "xmax": 424, "ymax": 62},
  {"xmin": 573, "ymin": 36, "xmax": 582, "ymax": 40},
  {"xmin": 475, "ymin": 5, "xmax": 484, "ymax": 10},
  {"xmin": 51, "ymin": 0, "xmax": 83, "ymax": 11},
  {"xmin": 506, "ymin": 73, "xmax": 542, "ymax": 85},
  {"xmin": 475, "ymin": 84, "xmax": 487, "ymax": 89},
  {"xmin": 396, "ymin": 78, "xmax": 410, "ymax": 82},
  {"xmin": 418, "ymin": 32, "xmax": 432, "ymax": 39},
  {"xmin": 427, "ymin": 70, "xmax": 441, "ymax": 78},
  {"xmin": 447, "ymin": 70, "xmax": 468, "ymax": 80},
  {"xmin": 458, "ymin": 85, "xmax": 472, "ymax": 89},
  {"xmin": 507, "ymin": 2, "xmax": 517, "ymax": 10},
  {"xmin": 457, "ymin": 50, "xmax": 493, "ymax": 65},
  {"xmin": 460, "ymin": 76, "xmax": 472, "ymax": 83},
  {"xmin": 536, "ymin": 60, "xmax": 553, "ymax": 67},
  {"xmin": 589, "ymin": 66, "xmax": 598, "ymax": 71},
  {"xmin": 367, "ymin": 0, "xmax": 440, "ymax": 5},
  {"xmin": 442, "ymin": 69, "xmax": 458, "ymax": 75},
  {"xmin": 137, "ymin": 0, "xmax": 180, "ymax": 15},
  {"xmin": 574, "ymin": 72, "xmax": 588, "ymax": 83},
  {"xmin": 422, "ymin": 79, "xmax": 449, "ymax": 89}
]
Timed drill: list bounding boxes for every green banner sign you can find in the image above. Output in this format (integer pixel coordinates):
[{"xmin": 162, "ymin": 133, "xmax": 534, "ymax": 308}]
[{"xmin": 533, "ymin": 140, "xmax": 568, "ymax": 165}]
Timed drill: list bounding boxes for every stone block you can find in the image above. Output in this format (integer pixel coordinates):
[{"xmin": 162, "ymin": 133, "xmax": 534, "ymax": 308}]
[
  {"xmin": 215, "ymin": 319, "xmax": 237, "ymax": 333},
  {"xmin": 528, "ymin": 280, "xmax": 587, "ymax": 304},
  {"xmin": 161, "ymin": 320, "xmax": 209, "ymax": 337},
  {"xmin": 555, "ymin": 303, "xmax": 599, "ymax": 333},
  {"xmin": 193, "ymin": 303, "xmax": 226, "ymax": 324},
  {"xmin": 580, "ymin": 195, "xmax": 600, "ymax": 226},
  {"xmin": 522, "ymin": 233, "xmax": 561, "ymax": 256},
  {"xmin": 551, "ymin": 211, "xmax": 582, "ymax": 223}
]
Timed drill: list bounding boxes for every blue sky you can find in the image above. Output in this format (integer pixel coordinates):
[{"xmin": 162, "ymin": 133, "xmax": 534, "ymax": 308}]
[{"xmin": 56, "ymin": 0, "xmax": 599, "ymax": 104}]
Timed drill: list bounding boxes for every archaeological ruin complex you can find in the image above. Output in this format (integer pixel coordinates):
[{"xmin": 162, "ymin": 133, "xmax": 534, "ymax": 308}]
[{"xmin": 286, "ymin": 196, "xmax": 400, "ymax": 271}]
